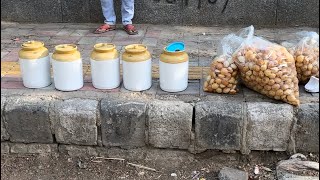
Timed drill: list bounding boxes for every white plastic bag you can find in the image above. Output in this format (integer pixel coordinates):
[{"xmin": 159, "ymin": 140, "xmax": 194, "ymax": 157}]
[
  {"xmin": 233, "ymin": 36, "xmax": 300, "ymax": 106},
  {"xmin": 282, "ymin": 32, "xmax": 319, "ymax": 84},
  {"xmin": 203, "ymin": 26, "xmax": 254, "ymax": 94}
]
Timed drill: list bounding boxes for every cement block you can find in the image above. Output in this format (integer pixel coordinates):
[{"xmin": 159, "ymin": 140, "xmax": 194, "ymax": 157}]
[
  {"xmin": 4, "ymin": 96, "xmax": 53, "ymax": 143},
  {"xmin": 52, "ymin": 98, "xmax": 98, "ymax": 146},
  {"xmin": 147, "ymin": 101, "xmax": 193, "ymax": 149},
  {"xmin": 295, "ymin": 103, "xmax": 319, "ymax": 153},
  {"xmin": 195, "ymin": 101, "xmax": 244, "ymax": 151},
  {"xmin": 247, "ymin": 102, "xmax": 294, "ymax": 151},
  {"xmin": 100, "ymin": 100, "xmax": 147, "ymax": 148}
]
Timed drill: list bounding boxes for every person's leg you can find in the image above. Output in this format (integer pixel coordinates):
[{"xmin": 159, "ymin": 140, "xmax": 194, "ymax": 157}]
[
  {"xmin": 121, "ymin": 0, "xmax": 134, "ymax": 25},
  {"xmin": 101, "ymin": 0, "xmax": 116, "ymax": 25},
  {"xmin": 94, "ymin": 0, "xmax": 116, "ymax": 34},
  {"xmin": 121, "ymin": 0, "xmax": 138, "ymax": 35}
]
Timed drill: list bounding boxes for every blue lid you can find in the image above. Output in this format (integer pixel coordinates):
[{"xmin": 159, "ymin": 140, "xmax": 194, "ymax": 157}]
[{"xmin": 166, "ymin": 42, "xmax": 185, "ymax": 52}]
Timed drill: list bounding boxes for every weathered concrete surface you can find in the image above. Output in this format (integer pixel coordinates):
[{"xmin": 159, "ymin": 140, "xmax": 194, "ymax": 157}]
[
  {"xmin": 183, "ymin": 0, "xmax": 277, "ymax": 26},
  {"xmin": 145, "ymin": 148, "xmax": 195, "ymax": 168},
  {"xmin": 3, "ymin": 96, "xmax": 53, "ymax": 143},
  {"xmin": 1, "ymin": 142, "xmax": 10, "ymax": 154},
  {"xmin": 247, "ymin": 102, "xmax": 294, "ymax": 151},
  {"xmin": 58, "ymin": 144, "xmax": 98, "ymax": 157},
  {"xmin": 97, "ymin": 147, "xmax": 146, "ymax": 161},
  {"xmin": 195, "ymin": 101, "xmax": 244, "ymax": 151},
  {"xmin": 295, "ymin": 103, "xmax": 319, "ymax": 153},
  {"xmin": 1, "ymin": 0, "xmax": 62, "ymax": 23},
  {"xmin": 1, "ymin": 0, "xmax": 319, "ymax": 27},
  {"xmin": 10, "ymin": 143, "xmax": 58, "ymax": 154},
  {"xmin": 52, "ymin": 98, "xmax": 98, "ymax": 146},
  {"xmin": 218, "ymin": 167, "xmax": 249, "ymax": 180},
  {"xmin": 100, "ymin": 100, "xmax": 147, "ymax": 148},
  {"xmin": 1, "ymin": 96, "xmax": 9, "ymax": 141},
  {"xmin": 277, "ymin": 0, "xmax": 320, "ymax": 27},
  {"xmin": 147, "ymin": 101, "xmax": 193, "ymax": 149}
]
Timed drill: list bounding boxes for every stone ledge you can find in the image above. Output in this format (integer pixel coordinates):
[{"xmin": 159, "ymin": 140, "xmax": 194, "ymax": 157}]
[{"xmin": 1, "ymin": 89, "xmax": 319, "ymax": 154}]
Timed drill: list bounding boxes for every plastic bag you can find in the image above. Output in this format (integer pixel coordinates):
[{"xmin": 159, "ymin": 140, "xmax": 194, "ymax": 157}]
[
  {"xmin": 282, "ymin": 32, "xmax": 319, "ymax": 84},
  {"xmin": 203, "ymin": 26, "xmax": 254, "ymax": 94},
  {"xmin": 233, "ymin": 36, "xmax": 300, "ymax": 106}
]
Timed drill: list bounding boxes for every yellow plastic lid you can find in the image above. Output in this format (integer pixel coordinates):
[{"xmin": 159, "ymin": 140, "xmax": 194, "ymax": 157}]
[
  {"xmin": 94, "ymin": 43, "xmax": 115, "ymax": 52},
  {"xmin": 21, "ymin": 41, "xmax": 44, "ymax": 50},
  {"xmin": 55, "ymin": 44, "xmax": 77, "ymax": 53},
  {"xmin": 125, "ymin": 44, "xmax": 147, "ymax": 53}
]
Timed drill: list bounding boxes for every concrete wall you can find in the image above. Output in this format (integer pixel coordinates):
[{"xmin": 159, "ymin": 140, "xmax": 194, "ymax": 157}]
[{"xmin": 1, "ymin": 0, "xmax": 319, "ymax": 27}]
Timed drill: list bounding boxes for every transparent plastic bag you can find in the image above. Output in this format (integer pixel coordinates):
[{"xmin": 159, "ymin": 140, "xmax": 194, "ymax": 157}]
[
  {"xmin": 282, "ymin": 32, "xmax": 319, "ymax": 84},
  {"xmin": 233, "ymin": 36, "xmax": 300, "ymax": 106},
  {"xmin": 203, "ymin": 26, "xmax": 254, "ymax": 94}
]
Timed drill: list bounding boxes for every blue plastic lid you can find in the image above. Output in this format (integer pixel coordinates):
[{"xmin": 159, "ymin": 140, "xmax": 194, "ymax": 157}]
[{"xmin": 166, "ymin": 42, "xmax": 185, "ymax": 52}]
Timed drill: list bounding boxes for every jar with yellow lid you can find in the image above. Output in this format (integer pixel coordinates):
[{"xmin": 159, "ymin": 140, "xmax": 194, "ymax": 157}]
[
  {"xmin": 159, "ymin": 46, "xmax": 189, "ymax": 92},
  {"xmin": 51, "ymin": 44, "xmax": 83, "ymax": 91},
  {"xmin": 122, "ymin": 44, "xmax": 152, "ymax": 91},
  {"xmin": 90, "ymin": 43, "xmax": 120, "ymax": 89},
  {"xmin": 19, "ymin": 41, "xmax": 51, "ymax": 88}
]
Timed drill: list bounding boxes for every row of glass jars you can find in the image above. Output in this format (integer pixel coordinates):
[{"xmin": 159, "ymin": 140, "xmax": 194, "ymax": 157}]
[{"xmin": 18, "ymin": 41, "xmax": 189, "ymax": 92}]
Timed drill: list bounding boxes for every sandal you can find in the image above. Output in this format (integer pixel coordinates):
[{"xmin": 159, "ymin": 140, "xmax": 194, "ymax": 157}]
[
  {"xmin": 123, "ymin": 24, "xmax": 138, "ymax": 35},
  {"xmin": 94, "ymin": 24, "xmax": 116, "ymax": 34}
]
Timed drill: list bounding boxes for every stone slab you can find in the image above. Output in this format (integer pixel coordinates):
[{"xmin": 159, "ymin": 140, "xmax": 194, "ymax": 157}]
[
  {"xmin": 195, "ymin": 101, "xmax": 244, "ymax": 151},
  {"xmin": 52, "ymin": 98, "xmax": 98, "ymax": 146},
  {"xmin": 147, "ymin": 101, "xmax": 193, "ymax": 149},
  {"xmin": 4, "ymin": 96, "xmax": 53, "ymax": 143},
  {"xmin": 100, "ymin": 100, "xmax": 147, "ymax": 148},
  {"xmin": 246, "ymin": 102, "xmax": 294, "ymax": 151}
]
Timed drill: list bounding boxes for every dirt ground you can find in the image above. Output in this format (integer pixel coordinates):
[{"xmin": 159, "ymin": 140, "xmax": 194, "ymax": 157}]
[{"xmin": 2, "ymin": 151, "xmax": 318, "ymax": 180}]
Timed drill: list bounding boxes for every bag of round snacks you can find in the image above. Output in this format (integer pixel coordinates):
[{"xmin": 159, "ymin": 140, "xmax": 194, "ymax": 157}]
[
  {"xmin": 233, "ymin": 36, "xmax": 300, "ymax": 106},
  {"xmin": 203, "ymin": 26, "xmax": 254, "ymax": 94},
  {"xmin": 282, "ymin": 32, "xmax": 319, "ymax": 84}
]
